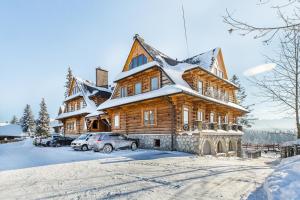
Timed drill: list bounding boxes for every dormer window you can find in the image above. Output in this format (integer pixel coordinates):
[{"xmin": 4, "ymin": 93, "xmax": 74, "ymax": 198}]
[{"xmin": 129, "ymin": 54, "xmax": 147, "ymax": 69}]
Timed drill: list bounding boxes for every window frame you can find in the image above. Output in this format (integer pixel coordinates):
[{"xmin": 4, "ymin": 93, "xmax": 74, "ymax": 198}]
[
  {"xmin": 197, "ymin": 110, "xmax": 203, "ymax": 121},
  {"xmin": 150, "ymin": 76, "xmax": 159, "ymax": 91},
  {"xmin": 198, "ymin": 80, "xmax": 203, "ymax": 94},
  {"xmin": 134, "ymin": 82, "xmax": 142, "ymax": 95},
  {"xmin": 142, "ymin": 108, "xmax": 157, "ymax": 126},
  {"xmin": 114, "ymin": 114, "xmax": 120, "ymax": 129},
  {"xmin": 183, "ymin": 106, "xmax": 189, "ymax": 125},
  {"xmin": 120, "ymin": 86, "xmax": 128, "ymax": 98}
]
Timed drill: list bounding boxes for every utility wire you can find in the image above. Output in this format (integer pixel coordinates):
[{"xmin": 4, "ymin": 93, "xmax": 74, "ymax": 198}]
[{"xmin": 181, "ymin": 2, "xmax": 190, "ymax": 57}]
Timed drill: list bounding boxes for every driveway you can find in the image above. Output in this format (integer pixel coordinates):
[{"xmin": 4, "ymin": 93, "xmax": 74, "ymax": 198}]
[{"xmin": 0, "ymin": 139, "xmax": 277, "ymax": 200}]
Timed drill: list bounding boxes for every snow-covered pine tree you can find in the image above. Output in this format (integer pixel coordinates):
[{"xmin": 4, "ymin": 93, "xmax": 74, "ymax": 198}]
[
  {"xmin": 20, "ymin": 104, "xmax": 35, "ymax": 135},
  {"xmin": 36, "ymin": 98, "xmax": 50, "ymax": 137},
  {"xmin": 64, "ymin": 67, "xmax": 73, "ymax": 98},
  {"xmin": 231, "ymin": 75, "xmax": 256, "ymax": 128},
  {"xmin": 10, "ymin": 115, "xmax": 19, "ymax": 124}
]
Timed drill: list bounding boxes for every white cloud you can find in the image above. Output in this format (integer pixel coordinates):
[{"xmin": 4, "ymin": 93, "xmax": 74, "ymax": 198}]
[{"xmin": 243, "ymin": 63, "xmax": 276, "ymax": 77}]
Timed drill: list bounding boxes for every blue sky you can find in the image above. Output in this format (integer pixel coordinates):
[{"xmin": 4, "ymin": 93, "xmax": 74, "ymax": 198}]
[{"xmin": 0, "ymin": 0, "xmax": 286, "ymax": 121}]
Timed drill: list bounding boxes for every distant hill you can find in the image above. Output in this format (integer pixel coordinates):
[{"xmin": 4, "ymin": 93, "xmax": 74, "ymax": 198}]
[{"xmin": 250, "ymin": 117, "xmax": 296, "ymax": 131}]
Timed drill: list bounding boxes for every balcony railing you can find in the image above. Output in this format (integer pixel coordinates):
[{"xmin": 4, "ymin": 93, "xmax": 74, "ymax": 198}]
[
  {"xmin": 204, "ymin": 88, "xmax": 229, "ymax": 102},
  {"xmin": 191, "ymin": 121, "xmax": 243, "ymax": 132}
]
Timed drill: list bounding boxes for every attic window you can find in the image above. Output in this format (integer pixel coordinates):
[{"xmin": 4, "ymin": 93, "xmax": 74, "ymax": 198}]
[{"xmin": 129, "ymin": 54, "xmax": 147, "ymax": 69}]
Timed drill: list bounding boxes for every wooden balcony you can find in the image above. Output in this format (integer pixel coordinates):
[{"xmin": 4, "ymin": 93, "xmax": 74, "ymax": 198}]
[{"xmin": 204, "ymin": 88, "xmax": 230, "ymax": 102}]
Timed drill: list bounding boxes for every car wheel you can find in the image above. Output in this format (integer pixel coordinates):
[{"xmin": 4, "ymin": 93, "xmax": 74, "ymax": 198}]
[
  {"xmin": 81, "ymin": 145, "xmax": 88, "ymax": 151},
  {"xmin": 131, "ymin": 142, "xmax": 137, "ymax": 151},
  {"xmin": 46, "ymin": 141, "xmax": 50, "ymax": 147},
  {"xmin": 103, "ymin": 144, "xmax": 113, "ymax": 153},
  {"xmin": 56, "ymin": 143, "xmax": 61, "ymax": 147}
]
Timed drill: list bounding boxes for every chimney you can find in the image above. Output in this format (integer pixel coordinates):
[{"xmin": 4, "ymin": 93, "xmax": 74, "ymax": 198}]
[{"xmin": 96, "ymin": 67, "xmax": 108, "ymax": 88}]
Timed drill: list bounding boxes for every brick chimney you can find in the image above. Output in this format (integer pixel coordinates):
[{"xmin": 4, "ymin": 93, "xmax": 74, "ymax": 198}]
[{"xmin": 96, "ymin": 67, "xmax": 108, "ymax": 88}]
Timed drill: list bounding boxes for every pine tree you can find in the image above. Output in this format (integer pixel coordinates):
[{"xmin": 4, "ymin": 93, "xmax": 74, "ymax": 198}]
[
  {"xmin": 10, "ymin": 115, "xmax": 19, "ymax": 124},
  {"xmin": 36, "ymin": 98, "xmax": 50, "ymax": 137},
  {"xmin": 65, "ymin": 67, "xmax": 73, "ymax": 98},
  {"xmin": 231, "ymin": 75, "xmax": 256, "ymax": 128},
  {"xmin": 20, "ymin": 104, "xmax": 35, "ymax": 135}
]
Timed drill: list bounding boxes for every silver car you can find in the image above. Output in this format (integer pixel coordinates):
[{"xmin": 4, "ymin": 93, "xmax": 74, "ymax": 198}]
[
  {"xmin": 92, "ymin": 133, "xmax": 138, "ymax": 153},
  {"xmin": 71, "ymin": 133, "xmax": 94, "ymax": 151}
]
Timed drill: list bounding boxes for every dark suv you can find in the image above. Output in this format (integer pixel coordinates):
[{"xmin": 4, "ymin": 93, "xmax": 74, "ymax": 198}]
[{"xmin": 50, "ymin": 136, "xmax": 75, "ymax": 147}]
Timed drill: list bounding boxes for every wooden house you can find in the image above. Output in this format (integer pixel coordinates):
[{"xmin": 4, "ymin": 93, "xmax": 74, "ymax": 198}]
[
  {"xmin": 97, "ymin": 35, "xmax": 248, "ymax": 156},
  {"xmin": 56, "ymin": 68, "xmax": 112, "ymax": 135}
]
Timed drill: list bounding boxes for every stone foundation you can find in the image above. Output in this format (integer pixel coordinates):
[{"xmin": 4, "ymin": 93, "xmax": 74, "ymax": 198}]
[{"xmin": 126, "ymin": 132, "xmax": 242, "ymax": 157}]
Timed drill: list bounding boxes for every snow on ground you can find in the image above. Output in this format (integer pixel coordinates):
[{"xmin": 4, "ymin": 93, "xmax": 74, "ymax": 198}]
[
  {"xmin": 264, "ymin": 155, "xmax": 300, "ymax": 200},
  {"xmin": 0, "ymin": 139, "xmax": 278, "ymax": 200},
  {"xmin": 0, "ymin": 138, "xmax": 187, "ymax": 171}
]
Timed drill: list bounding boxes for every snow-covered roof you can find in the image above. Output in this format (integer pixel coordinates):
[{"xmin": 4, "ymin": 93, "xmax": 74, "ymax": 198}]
[
  {"xmin": 56, "ymin": 107, "xmax": 94, "ymax": 120},
  {"xmin": 114, "ymin": 36, "xmax": 237, "ymax": 89},
  {"xmin": 98, "ymin": 84, "xmax": 248, "ymax": 112},
  {"xmin": 50, "ymin": 120, "xmax": 63, "ymax": 128},
  {"xmin": 57, "ymin": 76, "xmax": 111, "ymax": 120},
  {"xmin": 86, "ymin": 110, "xmax": 105, "ymax": 118},
  {"xmin": 0, "ymin": 124, "xmax": 24, "ymax": 137},
  {"xmin": 281, "ymin": 139, "xmax": 300, "ymax": 147},
  {"xmin": 115, "ymin": 61, "xmax": 160, "ymax": 82}
]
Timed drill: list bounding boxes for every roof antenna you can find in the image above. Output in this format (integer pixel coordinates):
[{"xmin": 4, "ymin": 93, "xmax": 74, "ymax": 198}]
[{"xmin": 181, "ymin": 1, "xmax": 190, "ymax": 58}]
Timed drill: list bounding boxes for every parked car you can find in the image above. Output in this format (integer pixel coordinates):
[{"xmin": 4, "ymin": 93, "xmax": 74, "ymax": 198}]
[
  {"xmin": 92, "ymin": 133, "xmax": 138, "ymax": 153},
  {"xmin": 71, "ymin": 133, "xmax": 95, "ymax": 151},
  {"xmin": 33, "ymin": 134, "xmax": 61, "ymax": 146},
  {"xmin": 87, "ymin": 132, "xmax": 109, "ymax": 150},
  {"xmin": 49, "ymin": 136, "xmax": 75, "ymax": 147}
]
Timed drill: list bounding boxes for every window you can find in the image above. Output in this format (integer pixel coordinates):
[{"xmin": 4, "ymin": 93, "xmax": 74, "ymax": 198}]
[
  {"xmin": 218, "ymin": 115, "xmax": 222, "ymax": 125},
  {"xmin": 224, "ymin": 91, "xmax": 229, "ymax": 101},
  {"xmin": 129, "ymin": 54, "xmax": 147, "ymax": 69},
  {"xmin": 154, "ymin": 139, "xmax": 160, "ymax": 147},
  {"xmin": 183, "ymin": 107, "xmax": 189, "ymax": 125},
  {"xmin": 114, "ymin": 114, "xmax": 120, "ymax": 128},
  {"xmin": 72, "ymin": 86, "xmax": 79, "ymax": 95},
  {"xmin": 68, "ymin": 104, "xmax": 71, "ymax": 112},
  {"xmin": 224, "ymin": 115, "xmax": 228, "ymax": 124},
  {"xmin": 120, "ymin": 87, "xmax": 127, "ymax": 97},
  {"xmin": 218, "ymin": 70, "xmax": 224, "ymax": 78},
  {"xmin": 198, "ymin": 81, "xmax": 203, "ymax": 94},
  {"xmin": 150, "ymin": 77, "xmax": 159, "ymax": 91},
  {"xmin": 210, "ymin": 112, "xmax": 214, "ymax": 123},
  {"xmin": 135, "ymin": 82, "xmax": 142, "ymax": 95},
  {"xmin": 197, "ymin": 111, "xmax": 203, "ymax": 121},
  {"xmin": 144, "ymin": 110, "xmax": 155, "ymax": 125}
]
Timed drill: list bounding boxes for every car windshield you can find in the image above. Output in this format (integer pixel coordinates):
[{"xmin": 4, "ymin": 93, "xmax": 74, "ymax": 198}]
[{"xmin": 78, "ymin": 134, "xmax": 87, "ymax": 140}]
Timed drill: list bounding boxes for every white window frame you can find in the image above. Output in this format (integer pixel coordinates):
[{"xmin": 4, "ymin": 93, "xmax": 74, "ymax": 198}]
[
  {"xmin": 197, "ymin": 110, "xmax": 203, "ymax": 121},
  {"xmin": 210, "ymin": 112, "xmax": 214, "ymax": 123},
  {"xmin": 198, "ymin": 80, "xmax": 203, "ymax": 94},
  {"xmin": 120, "ymin": 87, "xmax": 127, "ymax": 97},
  {"xmin": 135, "ymin": 82, "xmax": 142, "ymax": 95},
  {"xmin": 114, "ymin": 114, "xmax": 120, "ymax": 128},
  {"xmin": 183, "ymin": 107, "xmax": 189, "ymax": 125},
  {"xmin": 150, "ymin": 77, "xmax": 159, "ymax": 91}
]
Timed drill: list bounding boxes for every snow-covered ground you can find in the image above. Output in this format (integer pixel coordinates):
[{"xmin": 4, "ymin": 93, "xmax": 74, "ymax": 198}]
[
  {"xmin": 264, "ymin": 155, "xmax": 300, "ymax": 200},
  {"xmin": 0, "ymin": 139, "xmax": 278, "ymax": 200}
]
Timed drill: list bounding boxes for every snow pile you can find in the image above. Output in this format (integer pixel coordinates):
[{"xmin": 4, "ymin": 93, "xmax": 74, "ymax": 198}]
[
  {"xmin": 0, "ymin": 124, "xmax": 24, "ymax": 137},
  {"xmin": 264, "ymin": 155, "xmax": 300, "ymax": 200}
]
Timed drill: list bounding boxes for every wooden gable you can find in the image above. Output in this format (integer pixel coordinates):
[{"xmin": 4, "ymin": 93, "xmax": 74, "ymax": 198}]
[
  {"xmin": 68, "ymin": 78, "xmax": 77, "ymax": 97},
  {"xmin": 211, "ymin": 49, "xmax": 229, "ymax": 80},
  {"xmin": 122, "ymin": 39, "xmax": 153, "ymax": 72}
]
